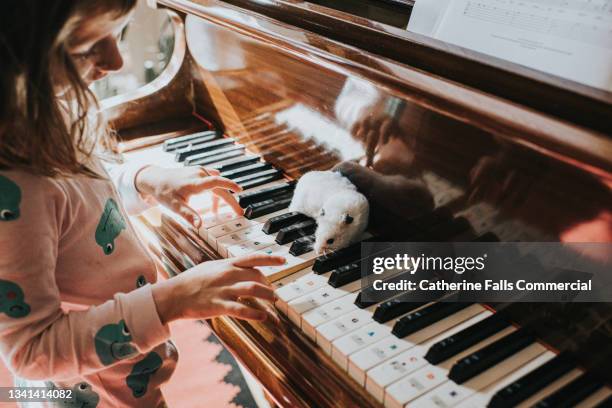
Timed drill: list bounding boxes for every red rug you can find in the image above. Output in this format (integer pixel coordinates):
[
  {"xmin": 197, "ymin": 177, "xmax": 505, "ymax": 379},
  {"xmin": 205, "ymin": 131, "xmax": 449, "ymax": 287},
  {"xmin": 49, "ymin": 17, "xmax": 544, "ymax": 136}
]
[{"xmin": 0, "ymin": 320, "xmax": 255, "ymax": 407}]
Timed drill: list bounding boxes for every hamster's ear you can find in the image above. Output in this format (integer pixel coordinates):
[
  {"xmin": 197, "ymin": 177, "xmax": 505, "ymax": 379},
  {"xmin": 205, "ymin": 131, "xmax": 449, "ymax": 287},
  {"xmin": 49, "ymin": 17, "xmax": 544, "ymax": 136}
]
[
  {"xmin": 320, "ymin": 208, "xmax": 325, "ymax": 217},
  {"xmin": 344, "ymin": 214, "xmax": 354, "ymax": 224}
]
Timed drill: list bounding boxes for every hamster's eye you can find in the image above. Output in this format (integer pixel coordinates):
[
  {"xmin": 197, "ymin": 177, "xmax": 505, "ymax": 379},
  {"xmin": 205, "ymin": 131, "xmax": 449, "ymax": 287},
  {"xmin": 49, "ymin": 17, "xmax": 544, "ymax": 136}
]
[
  {"xmin": 344, "ymin": 214, "xmax": 354, "ymax": 224},
  {"xmin": 320, "ymin": 208, "xmax": 325, "ymax": 217},
  {"xmin": 0, "ymin": 209, "xmax": 15, "ymax": 221},
  {"xmin": 326, "ymin": 238, "xmax": 335, "ymax": 245}
]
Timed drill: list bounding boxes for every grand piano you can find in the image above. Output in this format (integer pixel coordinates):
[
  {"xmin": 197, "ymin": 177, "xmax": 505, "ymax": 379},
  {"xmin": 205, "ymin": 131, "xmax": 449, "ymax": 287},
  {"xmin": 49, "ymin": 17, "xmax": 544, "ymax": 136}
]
[{"xmin": 104, "ymin": 0, "xmax": 612, "ymax": 406}]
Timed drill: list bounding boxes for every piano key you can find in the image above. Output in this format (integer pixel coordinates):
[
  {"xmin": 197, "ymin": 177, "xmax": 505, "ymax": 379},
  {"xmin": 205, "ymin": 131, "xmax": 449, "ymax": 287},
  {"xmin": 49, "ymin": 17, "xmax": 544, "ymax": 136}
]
[
  {"xmin": 175, "ymin": 138, "xmax": 234, "ymax": 162},
  {"xmin": 245, "ymin": 195, "xmax": 293, "ymax": 219},
  {"xmin": 424, "ymin": 313, "xmax": 510, "ymax": 364},
  {"xmin": 263, "ymin": 212, "xmax": 310, "ymax": 234},
  {"xmin": 275, "ymin": 269, "xmax": 330, "ymax": 314},
  {"xmin": 378, "ymin": 327, "xmax": 516, "ymax": 407},
  {"xmin": 374, "ymin": 299, "xmax": 428, "ymax": 326},
  {"xmin": 301, "ymin": 293, "xmax": 359, "ymax": 340},
  {"xmin": 239, "ymin": 172, "xmax": 285, "ymax": 190},
  {"xmin": 184, "ymin": 144, "xmax": 245, "ymax": 166},
  {"xmin": 448, "ymin": 328, "xmax": 535, "ymax": 384},
  {"xmin": 488, "ymin": 351, "xmax": 576, "ymax": 408},
  {"xmin": 211, "ymin": 155, "xmax": 261, "ymax": 172},
  {"xmin": 289, "ymin": 235, "xmax": 315, "ymax": 256},
  {"xmin": 576, "ymin": 387, "xmax": 612, "ymax": 408},
  {"xmin": 162, "ymin": 130, "xmax": 217, "ymax": 152},
  {"xmin": 275, "ymin": 219, "xmax": 317, "ymax": 244},
  {"xmin": 533, "ymin": 372, "xmax": 604, "ymax": 408},
  {"xmin": 316, "ymin": 307, "xmax": 375, "ymax": 354},
  {"xmin": 220, "ymin": 162, "xmax": 272, "ymax": 179},
  {"xmin": 206, "ymin": 217, "xmax": 255, "ymax": 247},
  {"xmin": 233, "ymin": 168, "xmax": 282, "ymax": 185},
  {"xmin": 312, "ymin": 242, "xmax": 362, "ymax": 273},
  {"xmin": 348, "ymin": 305, "xmax": 487, "ymax": 386},
  {"xmin": 237, "ymin": 181, "xmax": 296, "ymax": 208},
  {"xmin": 365, "ymin": 322, "xmax": 515, "ymax": 403},
  {"xmin": 408, "ymin": 342, "xmax": 546, "ymax": 408},
  {"xmin": 226, "ymin": 234, "xmax": 277, "ymax": 257},
  {"xmin": 328, "ymin": 262, "xmax": 361, "ymax": 288},
  {"xmin": 287, "ymin": 279, "xmax": 362, "ymax": 325},
  {"xmin": 332, "ymin": 321, "xmax": 393, "ymax": 370},
  {"xmin": 254, "ymin": 244, "xmax": 317, "ymax": 281},
  {"xmin": 453, "ymin": 351, "xmax": 557, "ymax": 408},
  {"xmin": 391, "ymin": 302, "xmax": 473, "ymax": 338}
]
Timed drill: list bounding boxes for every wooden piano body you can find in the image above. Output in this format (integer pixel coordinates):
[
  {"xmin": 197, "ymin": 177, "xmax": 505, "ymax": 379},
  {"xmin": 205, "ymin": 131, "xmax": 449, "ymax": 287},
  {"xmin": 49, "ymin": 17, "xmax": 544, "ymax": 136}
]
[{"xmin": 104, "ymin": 1, "xmax": 612, "ymax": 406}]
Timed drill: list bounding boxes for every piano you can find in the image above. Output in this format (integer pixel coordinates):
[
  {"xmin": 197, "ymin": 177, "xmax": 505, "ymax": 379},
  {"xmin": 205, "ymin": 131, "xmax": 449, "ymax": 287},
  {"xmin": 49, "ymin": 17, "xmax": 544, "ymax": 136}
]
[{"xmin": 104, "ymin": 0, "xmax": 612, "ymax": 406}]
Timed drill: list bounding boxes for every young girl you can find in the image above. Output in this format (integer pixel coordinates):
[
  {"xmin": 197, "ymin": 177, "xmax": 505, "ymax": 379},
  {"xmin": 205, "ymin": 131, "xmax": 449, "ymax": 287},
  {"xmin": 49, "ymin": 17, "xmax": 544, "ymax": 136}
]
[{"xmin": 0, "ymin": 1, "xmax": 284, "ymax": 406}]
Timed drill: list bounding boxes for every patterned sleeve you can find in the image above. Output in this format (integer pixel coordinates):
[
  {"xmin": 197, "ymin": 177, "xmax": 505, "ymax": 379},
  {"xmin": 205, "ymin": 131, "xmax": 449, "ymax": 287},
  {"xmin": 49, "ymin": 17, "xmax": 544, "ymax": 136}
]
[{"xmin": 0, "ymin": 172, "xmax": 169, "ymax": 380}]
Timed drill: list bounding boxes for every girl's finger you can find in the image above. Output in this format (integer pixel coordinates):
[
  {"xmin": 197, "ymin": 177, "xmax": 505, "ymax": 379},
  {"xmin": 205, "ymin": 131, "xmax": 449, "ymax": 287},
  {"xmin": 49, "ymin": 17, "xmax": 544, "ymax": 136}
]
[
  {"xmin": 169, "ymin": 198, "xmax": 201, "ymax": 228},
  {"xmin": 221, "ymin": 301, "xmax": 267, "ymax": 321},
  {"xmin": 231, "ymin": 253, "xmax": 287, "ymax": 268},
  {"xmin": 200, "ymin": 167, "xmax": 220, "ymax": 176},
  {"xmin": 226, "ymin": 282, "xmax": 275, "ymax": 302},
  {"xmin": 194, "ymin": 176, "xmax": 242, "ymax": 194},
  {"xmin": 218, "ymin": 267, "xmax": 269, "ymax": 286},
  {"xmin": 214, "ymin": 188, "xmax": 243, "ymax": 215},
  {"xmin": 211, "ymin": 193, "xmax": 220, "ymax": 214}
]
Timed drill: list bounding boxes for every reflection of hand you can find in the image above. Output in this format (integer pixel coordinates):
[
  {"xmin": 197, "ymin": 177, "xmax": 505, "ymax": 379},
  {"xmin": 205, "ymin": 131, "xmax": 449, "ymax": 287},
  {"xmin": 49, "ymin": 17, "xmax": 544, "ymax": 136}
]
[
  {"xmin": 135, "ymin": 166, "xmax": 243, "ymax": 227},
  {"xmin": 351, "ymin": 100, "xmax": 403, "ymax": 167},
  {"xmin": 152, "ymin": 253, "xmax": 286, "ymax": 324}
]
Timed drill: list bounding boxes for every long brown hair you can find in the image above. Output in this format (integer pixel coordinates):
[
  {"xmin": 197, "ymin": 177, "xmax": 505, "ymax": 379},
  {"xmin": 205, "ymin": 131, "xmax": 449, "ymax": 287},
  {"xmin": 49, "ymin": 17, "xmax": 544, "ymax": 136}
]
[{"xmin": 0, "ymin": 0, "xmax": 136, "ymax": 177}]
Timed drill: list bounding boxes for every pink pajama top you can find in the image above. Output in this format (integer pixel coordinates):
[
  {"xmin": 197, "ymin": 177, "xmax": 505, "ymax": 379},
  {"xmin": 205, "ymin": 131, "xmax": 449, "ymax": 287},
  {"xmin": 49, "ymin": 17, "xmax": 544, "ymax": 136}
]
[{"xmin": 0, "ymin": 159, "xmax": 177, "ymax": 407}]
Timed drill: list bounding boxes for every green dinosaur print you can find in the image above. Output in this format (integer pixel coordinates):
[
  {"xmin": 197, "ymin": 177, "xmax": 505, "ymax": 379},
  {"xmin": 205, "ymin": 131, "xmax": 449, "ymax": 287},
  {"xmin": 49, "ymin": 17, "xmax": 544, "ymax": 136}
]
[
  {"xmin": 126, "ymin": 352, "xmax": 162, "ymax": 398},
  {"xmin": 95, "ymin": 198, "xmax": 126, "ymax": 255},
  {"xmin": 94, "ymin": 319, "xmax": 137, "ymax": 366},
  {"xmin": 53, "ymin": 382, "xmax": 99, "ymax": 408},
  {"xmin": 0, "ymin": 175, "xmax": 21, "ymax": 222},
  {"xmin": 0, "ymin": 279, "xmax": 30, "ymax": 318}
]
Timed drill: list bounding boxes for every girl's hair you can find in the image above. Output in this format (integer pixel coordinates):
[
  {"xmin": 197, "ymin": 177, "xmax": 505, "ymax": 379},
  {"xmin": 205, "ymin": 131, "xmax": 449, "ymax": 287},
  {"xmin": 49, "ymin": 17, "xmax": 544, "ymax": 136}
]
[{"xmin": 0, "ymin": 0, "xmax": 136, "ymax": 177}]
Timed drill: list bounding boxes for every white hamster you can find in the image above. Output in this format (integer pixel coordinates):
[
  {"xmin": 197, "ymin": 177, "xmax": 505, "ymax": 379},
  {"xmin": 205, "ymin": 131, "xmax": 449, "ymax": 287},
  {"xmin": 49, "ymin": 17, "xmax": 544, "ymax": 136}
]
[{"xmin": 289, "ymin": 171, "xmax": 369, "ymax": 254}]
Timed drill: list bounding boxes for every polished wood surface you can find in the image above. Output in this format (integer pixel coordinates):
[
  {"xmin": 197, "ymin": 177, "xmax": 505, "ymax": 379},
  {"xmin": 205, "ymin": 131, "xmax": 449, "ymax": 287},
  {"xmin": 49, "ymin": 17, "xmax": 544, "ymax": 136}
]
[{"xmin": 112, "ymin": 1, "xmax": 612, "ymax": 406}]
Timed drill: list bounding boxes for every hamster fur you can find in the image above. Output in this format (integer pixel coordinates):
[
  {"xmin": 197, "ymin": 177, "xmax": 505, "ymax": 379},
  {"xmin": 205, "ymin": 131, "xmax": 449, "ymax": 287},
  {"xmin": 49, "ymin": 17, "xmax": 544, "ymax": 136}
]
[{"xmin": 289, "ymin": 171, "xmax": 369, "ymax": 254}]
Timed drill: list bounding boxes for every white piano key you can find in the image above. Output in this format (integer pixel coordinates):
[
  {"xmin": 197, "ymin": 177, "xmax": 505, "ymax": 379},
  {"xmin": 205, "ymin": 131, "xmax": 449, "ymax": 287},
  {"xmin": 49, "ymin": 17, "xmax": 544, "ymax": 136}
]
[
  {"xmin": 409, "ymin": 344, "xmax": 546, "ymax": 408},
  {"xmin": 287, "ymin": 279, "xmax": 361, "ymax": 325},
  {"xmin": 302, "ymin": 293, "xmax": 359, "ymax": 340},
  {"xmin": 316, "ymin": 307, "xmax": 375, "ymax": 355},
  {"xmin": 256, "ymin": 244, "xmax": 317, "ymax": 281},
  {"xmin": 216, "ymin": 209, "xmax": 286, "ymax": 256},
  {"xmin": 226, "ymin": 234, "xmax": 277, "ymax": 257},
  {"xmin": 366, "ymin": 325, "xmax": 515, "ymax": 403},
  {"xmin": 385, "ymin": 365, "xmax": 449, "ymax": 408},
  {"xmin": 452, "ymin": 351, "xmax": 558, "ymax": 408},
  {"xmin": 332, "ymin": 321, "xmax": 393, "ymax": 370},
  {"xmin": 207, "ymin": 217, "xmax": 256, "ymax": 249},
  {"xmin": 275, "ymin": 270, "xmax": 330, "ymax": 314},
  {"xmin": 347, "ymin": 305, "xmax": 488, "ymax": 386}
]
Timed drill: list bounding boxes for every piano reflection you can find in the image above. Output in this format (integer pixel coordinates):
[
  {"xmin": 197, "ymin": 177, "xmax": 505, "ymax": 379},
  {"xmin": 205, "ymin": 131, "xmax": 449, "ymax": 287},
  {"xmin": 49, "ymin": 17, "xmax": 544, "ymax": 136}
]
[{"xmin": 106, "ymin": 0, "xmax": 612, "ymax": 406}]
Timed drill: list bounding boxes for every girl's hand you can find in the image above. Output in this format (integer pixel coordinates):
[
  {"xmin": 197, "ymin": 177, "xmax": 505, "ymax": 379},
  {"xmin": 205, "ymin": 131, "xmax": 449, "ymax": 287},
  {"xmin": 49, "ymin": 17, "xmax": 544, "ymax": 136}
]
[
  {"xmin": 152, "ymin": 254, "xmax": 286, "ymax": 324},
  {"xmin": 135, "ymin": 165, "xmax": 243, "ymax": 227}
]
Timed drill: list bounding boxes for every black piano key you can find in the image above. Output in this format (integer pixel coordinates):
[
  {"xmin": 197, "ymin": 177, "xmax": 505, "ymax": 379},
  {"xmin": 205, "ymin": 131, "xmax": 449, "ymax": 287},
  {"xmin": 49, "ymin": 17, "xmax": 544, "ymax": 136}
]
[
  {"xmin": 425, "ymin": 314, "xmax": 510, "ymax": 364},
  {"xmin": 489, "ymin": 352, "xmax": 576, "ymax": 408},
  {"xmin": 448, "ymin": 329, "xmax": 535, "ymax": 384},
  {"xmin": 289, "ymin": 235, "xmax": 315, "ymax": 256},
  {"xmin": 312, "ymin": 242, "xmax": 362, "ymax": 274},
  {"xmin": 263, "ymin": 212, "xmax": 310, "ymax": 234},
  {"xmin": 176, "ymin": 138, "xmax": 235, "ymax": 162},
  {"xmin": 392, "ymin": 302, "xmax": 473, "ymax": 336},
  {"xmin": 240, "ymin": 173, "xmax": 285, "ymax": 190},
  {"xmin": 211, "ymin": 156, "xmax": 261, "ymax": 172},
  {"xmin": 594, "ymin": 394, "xmax": 612, "ymax": 408},
  {"xmin": 355, "ymin": 291, "xmax": 378, "ymax": 309},
  {"xmin": 275, "ymin": 219, "xmax": 317, "ymax": 245},
  {"xmin": 244, "ymin": 196, "xmax": 293, "ymax": 219},
  {"xmin": 237, "ymin": 181, "xmax": 296, "ymax": 208},
  {"xmin": 220, "ymin": 162, "xmax": 272, "ymax": 179},
  {"xmin": 183, "ymin": 144, "xmax": 244, "ymax": 166},
  {"xmin": 376, "ymin": 297, "xmax": 428, "ymax": 325},
  {"xmin": 328, "ymin": 263, "xmax": 361, "ymax": 288},
  {"xmin": 234, "ymin": 168, "xmax": 282, "ymax": 185},
  {"xmin": 162, "ymin": 131, "xmax": 217, "ymax": 152},
  {"xmin": 534, "ymin": 372, "xmax": 604, "ymax": 408}
]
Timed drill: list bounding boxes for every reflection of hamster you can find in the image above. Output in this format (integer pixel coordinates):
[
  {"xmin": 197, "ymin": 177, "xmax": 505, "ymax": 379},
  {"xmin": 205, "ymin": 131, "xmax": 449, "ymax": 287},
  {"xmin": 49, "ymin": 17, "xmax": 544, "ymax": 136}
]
[{"xmin": 289, "ymin": 171, "xmax": 369, "ymax": 254}]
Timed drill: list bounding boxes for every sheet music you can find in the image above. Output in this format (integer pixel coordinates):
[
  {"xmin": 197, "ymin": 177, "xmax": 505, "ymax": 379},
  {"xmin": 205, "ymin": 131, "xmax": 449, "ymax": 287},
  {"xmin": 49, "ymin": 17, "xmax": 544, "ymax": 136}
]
[{"xmin": 408, "ymin": 0, "xmax": 612, "ymax": 91}]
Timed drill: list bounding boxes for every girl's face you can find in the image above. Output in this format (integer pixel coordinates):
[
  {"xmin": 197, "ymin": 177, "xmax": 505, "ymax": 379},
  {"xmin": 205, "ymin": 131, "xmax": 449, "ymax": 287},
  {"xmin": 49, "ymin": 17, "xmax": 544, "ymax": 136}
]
[{"xmin": 66, "ymin": 10, "xmax": 134, "ymax": 86}]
